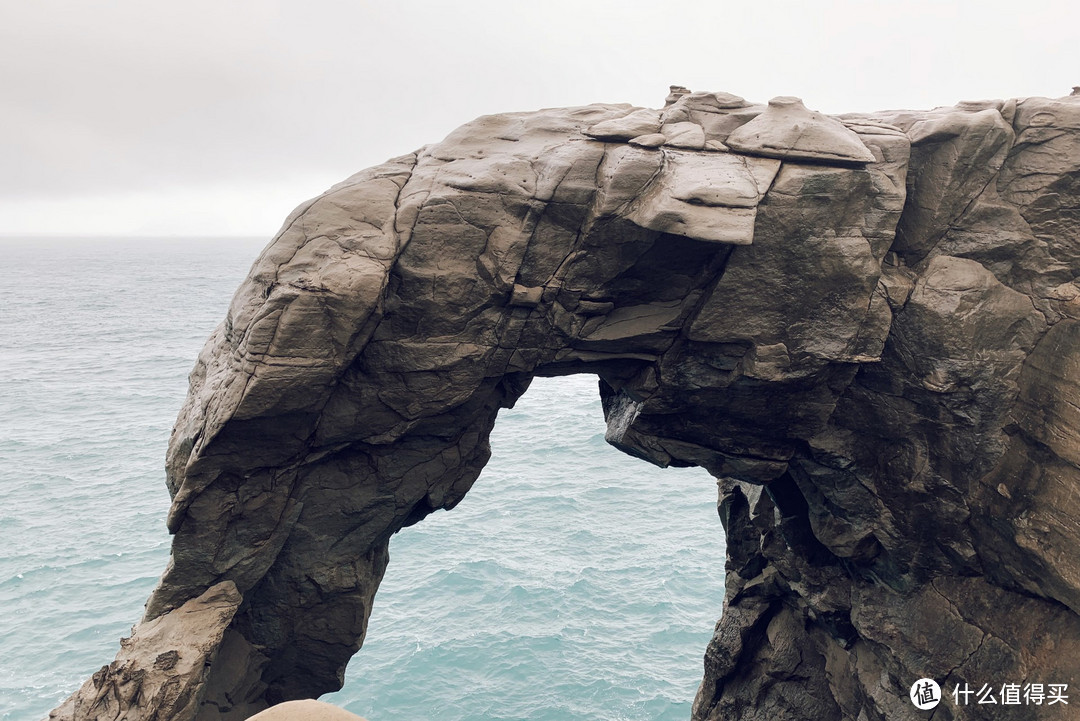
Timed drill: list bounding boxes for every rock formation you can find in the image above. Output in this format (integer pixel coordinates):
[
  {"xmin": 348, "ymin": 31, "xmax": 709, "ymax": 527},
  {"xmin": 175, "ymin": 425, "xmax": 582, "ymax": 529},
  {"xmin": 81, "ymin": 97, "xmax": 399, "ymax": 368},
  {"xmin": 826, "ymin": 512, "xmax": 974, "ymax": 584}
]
[{"xmin": 52, "ymin": 87, "xmax": 1080, "ymax": 720}]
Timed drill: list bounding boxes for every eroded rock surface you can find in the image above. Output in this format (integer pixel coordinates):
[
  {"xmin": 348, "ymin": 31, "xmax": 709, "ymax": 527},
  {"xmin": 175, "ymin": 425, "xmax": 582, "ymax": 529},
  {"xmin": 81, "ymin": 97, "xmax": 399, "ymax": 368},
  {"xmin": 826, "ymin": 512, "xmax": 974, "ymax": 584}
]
[
  {"xmin": 50, "ymin": 582, "xmax": 241, "ymax": 721},
  {"xmin": 55, "ymin": 89, "xmax": 1080, "ymax": 720}
]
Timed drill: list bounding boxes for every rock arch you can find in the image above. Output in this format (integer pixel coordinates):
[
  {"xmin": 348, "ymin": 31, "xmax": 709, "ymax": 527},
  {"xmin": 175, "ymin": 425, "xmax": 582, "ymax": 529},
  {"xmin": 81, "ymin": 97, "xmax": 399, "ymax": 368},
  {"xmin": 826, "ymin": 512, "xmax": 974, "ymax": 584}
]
[{"xmin": 54, "ymin": 90, "xmax": 1080, "ymax": 721}]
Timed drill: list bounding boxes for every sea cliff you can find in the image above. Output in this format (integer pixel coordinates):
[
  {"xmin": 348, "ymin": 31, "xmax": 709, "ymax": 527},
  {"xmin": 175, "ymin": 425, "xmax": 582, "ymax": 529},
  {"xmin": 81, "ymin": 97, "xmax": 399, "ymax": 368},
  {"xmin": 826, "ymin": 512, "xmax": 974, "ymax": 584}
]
[{"xmin": 53, "ymin": 88, "xmax": 1080, "ymax": 720}]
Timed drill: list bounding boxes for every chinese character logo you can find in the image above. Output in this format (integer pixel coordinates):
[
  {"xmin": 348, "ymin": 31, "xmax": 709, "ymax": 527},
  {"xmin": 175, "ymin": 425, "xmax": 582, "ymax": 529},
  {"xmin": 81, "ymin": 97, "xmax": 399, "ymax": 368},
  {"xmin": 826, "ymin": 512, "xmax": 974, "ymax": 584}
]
[
  {"xmin": 951, "ymin": 681, "xmax": 1069, "ymax": 706},
  {"xmin": 911, "ymin": 678, "xmax": 941, "ymax": 710}
]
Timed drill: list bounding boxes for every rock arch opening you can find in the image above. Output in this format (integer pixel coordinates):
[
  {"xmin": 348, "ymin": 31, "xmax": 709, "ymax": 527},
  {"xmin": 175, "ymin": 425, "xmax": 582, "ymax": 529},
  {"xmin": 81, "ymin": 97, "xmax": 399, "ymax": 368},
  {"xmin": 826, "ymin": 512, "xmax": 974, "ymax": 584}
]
[{"xmin": 321, "ymin": 374, "xmax": 723, "ymax": 720}]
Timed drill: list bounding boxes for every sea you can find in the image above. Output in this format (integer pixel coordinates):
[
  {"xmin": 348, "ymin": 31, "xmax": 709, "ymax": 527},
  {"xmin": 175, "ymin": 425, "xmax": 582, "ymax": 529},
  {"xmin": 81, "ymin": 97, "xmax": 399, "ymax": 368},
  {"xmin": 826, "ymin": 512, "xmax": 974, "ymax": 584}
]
[{"xmin": 0, "ymin": 237, "xmax": 726, "ymax": 721}]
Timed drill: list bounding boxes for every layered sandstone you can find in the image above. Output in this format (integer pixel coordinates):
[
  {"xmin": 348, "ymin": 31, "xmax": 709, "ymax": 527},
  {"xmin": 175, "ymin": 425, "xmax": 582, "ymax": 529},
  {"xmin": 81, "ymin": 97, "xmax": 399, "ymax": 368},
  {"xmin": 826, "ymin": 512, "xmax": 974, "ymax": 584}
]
[{"xmin": 53, "ymin": 88, "xmax": 1080, "ymax": 721}]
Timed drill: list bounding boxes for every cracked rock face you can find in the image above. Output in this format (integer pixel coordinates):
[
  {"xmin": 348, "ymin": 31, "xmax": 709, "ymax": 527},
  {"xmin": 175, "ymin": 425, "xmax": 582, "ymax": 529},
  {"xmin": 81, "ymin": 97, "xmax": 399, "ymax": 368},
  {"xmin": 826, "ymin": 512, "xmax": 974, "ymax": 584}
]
[{"xmin": 54, "ymin": 90, "xmax": 1080, "ymax": 720}]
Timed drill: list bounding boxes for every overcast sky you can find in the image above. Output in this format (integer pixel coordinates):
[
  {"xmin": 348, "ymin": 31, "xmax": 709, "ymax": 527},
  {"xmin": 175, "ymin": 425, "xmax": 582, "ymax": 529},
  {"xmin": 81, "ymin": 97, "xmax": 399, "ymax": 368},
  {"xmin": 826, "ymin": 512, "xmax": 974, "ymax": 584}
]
[{"xmin": 3, "ymin": 0, "xmax": 1078, "ymax": 237}]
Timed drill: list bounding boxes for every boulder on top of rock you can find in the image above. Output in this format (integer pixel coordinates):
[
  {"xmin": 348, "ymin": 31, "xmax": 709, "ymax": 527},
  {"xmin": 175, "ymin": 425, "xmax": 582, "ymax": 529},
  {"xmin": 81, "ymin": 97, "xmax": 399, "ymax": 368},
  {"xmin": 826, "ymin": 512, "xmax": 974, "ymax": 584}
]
[
  {"xmin": 726, "ymin": 96, "xmax": 876, "ymax": 164},
  {"xmin": 660, "ymin": 121, "xmax": 707, "ymax": 149},
  {"xmin": 584, "ymin": 108, "xmax": 662, "ymax": 141},
  {"xmin": 664, "ymin": 84, "xmax": 691, "ymax": 106}
]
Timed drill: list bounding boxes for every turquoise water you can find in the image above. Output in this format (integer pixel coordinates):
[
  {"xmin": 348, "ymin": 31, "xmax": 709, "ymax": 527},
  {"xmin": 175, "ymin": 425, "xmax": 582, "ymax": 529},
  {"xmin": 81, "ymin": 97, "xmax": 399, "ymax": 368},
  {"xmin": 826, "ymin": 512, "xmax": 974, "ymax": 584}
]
[{"xmin": 0, "ymin": 237, "xmax": 725, "ymax": 720}]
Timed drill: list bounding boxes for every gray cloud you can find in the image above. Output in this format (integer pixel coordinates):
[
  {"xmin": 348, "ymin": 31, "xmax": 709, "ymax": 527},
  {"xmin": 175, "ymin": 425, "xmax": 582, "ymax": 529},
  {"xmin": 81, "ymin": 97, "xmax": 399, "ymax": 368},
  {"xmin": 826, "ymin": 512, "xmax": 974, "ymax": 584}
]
[{"xmin": 3, "ymin": 0, "xmax": 1078, "ymax": 233}]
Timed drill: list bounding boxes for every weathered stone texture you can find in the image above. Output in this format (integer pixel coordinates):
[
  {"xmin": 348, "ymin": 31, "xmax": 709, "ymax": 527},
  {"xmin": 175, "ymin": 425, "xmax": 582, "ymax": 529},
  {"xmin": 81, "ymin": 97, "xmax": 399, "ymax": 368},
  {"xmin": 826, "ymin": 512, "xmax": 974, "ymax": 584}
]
[
  {"xmin": 50, "ymin": 582, "xmax": 242, "ymax": 721},
  {"xmin": 53, "ymin": 90, "xmax": 1080, "ymax": 721}
]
